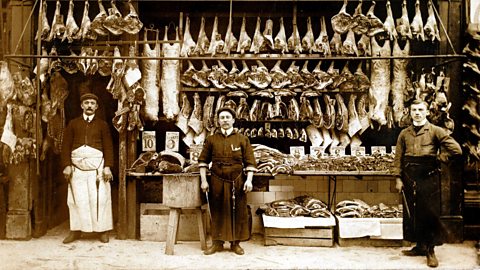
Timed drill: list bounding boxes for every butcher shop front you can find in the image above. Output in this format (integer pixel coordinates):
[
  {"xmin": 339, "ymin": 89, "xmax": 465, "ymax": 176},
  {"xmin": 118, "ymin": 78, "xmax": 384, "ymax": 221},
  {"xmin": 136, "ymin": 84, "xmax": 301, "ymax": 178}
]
[{"xmin": 0, "ymin": 0, "xmax": 477, "ymax": 253}]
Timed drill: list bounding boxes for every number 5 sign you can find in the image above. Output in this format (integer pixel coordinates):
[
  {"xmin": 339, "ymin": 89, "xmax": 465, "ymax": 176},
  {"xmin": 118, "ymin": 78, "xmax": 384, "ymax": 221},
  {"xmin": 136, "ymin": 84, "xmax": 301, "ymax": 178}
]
[{"xmin": 142, "ymin": 131, "xmax": 156, "ymax": 152}]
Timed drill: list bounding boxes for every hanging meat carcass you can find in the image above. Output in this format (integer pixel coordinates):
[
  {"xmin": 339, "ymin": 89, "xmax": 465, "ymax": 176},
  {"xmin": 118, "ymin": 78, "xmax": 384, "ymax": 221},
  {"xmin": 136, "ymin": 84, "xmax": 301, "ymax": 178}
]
[
  {"xmin": 237, "ymin": 16, "xmax": 251, "ymax": 54},
  {"xmin": 98, "ymin": 49, "xmax": 113, "ymax": 76},
  {"xmin": 327, "ymin": 62, "xmax": 346, "ymax": 90},
  {"xmin": 181, "ymin": 60, "xmax": 199, "ymax": 87},
  {"xmin": 250, "ymin": 17, "xmax": 265, "ymax": 54},
  {"xmin": 331, "ymin": 0, "xmax": 353, "ymax": 34},
  {"xmin": 351, "ymin": 0, "xmax": 370, "ymax": 35},
  {"xmin": 249, "ymin": 99, "xmax": 261, "ymax": 121},
  {"xmin": 288, "ymin": 98, "xmax": 300, "ymax": 121},
  {"xmin": 235, "ymin": 97, "xmax": 250, "ymax": 121},
  {"xmin": 192, "ymin": 60, "xmax": 211, "ymax": 88},
  {"xmin": 321, "ymin": 127, "xmax": 333, "ymax": 148},
  {"xmin": 301, "ymin": 61, "xmax": 318, "ymax": 89},
  {"xmin": 335, "ymin": 94, "xmax": 349, "ymax": 133},
  {"xmin": 141, "ymin": 33, "xmax": 161, "ymax": 121},
  {"xmin": 357, "ymin": 93, "xmax": 370, "ymax": 133},
  {"xmin": 176, "ymin": 93, "xmax": 192, "ymax": 134},
  {"xmin": 299, "ymin": 97, "xmax": 314, "ymax": 121},
  {"xmin": 223, "ymin": 61, "xmax": 239, "ymax": 89},
  {"xmin": 424, "ymin": 0, "xmax": 441, "ymax": 42},
  {"xmin": 0, "ymin": 61, "xmax": 14, "ymax": 108},
  {"xmin": 248, "ymin": 61, "xmax": 271, "ymax": 89},
  {"xmin": 87, "ymin": 50, "xmax": 99, "ymax": 76},
  {"xmin": 274, "ymin": 17, "xmax": 288, "ymax": 54},
  {"xmin": 314, "ymin": 16, "xmax": 330, "ymax": 56},
  {"xmin": 91, "ymin": 0, "xmax": 109, "ymax": 36},
  {"xmin": 286, "ymin": 61, "xmax": 304, "ymax": 89},
  {"xmin": 208, "ymin": 16, "xmax": 225, "ymax": 56},
  {"xmin": 338, "ymin": 62, "xmax": 357, "ymax": 92},
  {"xmin": 357, "ymin": 34, "xmax": 371, "ymax": 56},
  {"xmin": 313, "ymin": 61, "xmax": 333, "ymax": 91},
  {"xmin": 366, "ymin": 1, "xmax": 385, "ymax": 37},
  {"xmin": 262, "ymin": 19, "xmax": 274, "ymax": 51},
  {"xmin": 188, "ymin": 93, "xmax": 204, "ymax": 134},
  {"xmin": 74, "ymin": 0, "xmax": 97, "ymax": 41},
  {"xmin": 302, "ymin": 17, "xmax": 315, "ymax": 54},
  {"xmin": 33, "ymin": 46, "xmax": 49, "ymax": 86},
  {"xmin": 270, "ymin": 60, "xmax": 291, "ymax": 89},
  {"xmin": 330, "ymin": 33, "xmax": 343, "ymax": 56},
  {"xmin": 193, "ymin": 17, "xmax": 210, "ymax": 55},
  {"xmin": 383, "ymin": 1, "xmax": 398, "ymax": 40},
  {"xmin": 106, "ymin": 47, "xmax": 126, "ymax": 100},
  {"xmin": 17, "ymin": 74, "xmax": 36, "ymax": 107},
  {"xmin": 208, "ymin": 60, "xmax": 228, "ymax": 89},
  {"xmin": 213, "ymin": 95, "xmax": 226, "ymax": 127},
  {"xmin": 411, "ymin": 0, "xmax": 425, "ymax": 41},
  {"xmin": 104, "ymin": 0, "xmax": 125, "ymax": 35},
  {"xmin": 203, "ymin": 96, "xmax": 216, "ymax": 132},
  {"xmin": 47, "ymin": 0, "xmax": 66, "ymax": 41},
  {"xmin": 161, "ymin": 27, "xmax": 181, "ymax": 120},
  {"xmin": 223, "ymin": 18, "xmax": 238, "ymax": 55},
  {"xmin": 369, "ymin": 37, "xmax": 391, "ymax": 126},
  {"xmin": 123, "ymin": 0, "xmax": 143, "ymax": 34},
  {"xmin": 234, "ymin": 61, "xmax": 251, "ymax": 89},
  {"xmin": 396, "ymin": 0, "xmax": 413, "ymax": 40},
  {"xmin": 342, "ymin": 30, "xmax": 358, "ymax": 56},
  {"xmin": 312, "ymin": 97, "xmax": 324, "ymax": 128},
  {"xmin": 63, "ymin": 0, "xmax": 79, "ymax": 42},
  {"xmin": 36, "ymin": 0, "xmax": 50, "ymax": 41},
  {"xmin": 323, "ymin": 95, "xmax": 336, "ymax": 130},
  {"xmin": 288, "ymin": 16, "xmax": 302, "ymax": 54},
  {"xmin": 391, "ymin": 40, "xmax": 410, "ymax": 125},
  {"xmin": 347, "ymin": 94, "xmax": 361, "ymax": 137},
  {"xmin": 354, "ymin": 62, "xmax": 370, "ymax": 92}
]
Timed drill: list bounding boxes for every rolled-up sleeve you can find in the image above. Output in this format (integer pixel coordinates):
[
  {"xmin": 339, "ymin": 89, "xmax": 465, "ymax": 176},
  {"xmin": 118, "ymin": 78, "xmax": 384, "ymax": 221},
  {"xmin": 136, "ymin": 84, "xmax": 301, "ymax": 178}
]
[
  {"xmin": 198, "ymin": 137, "xmax": 212, "ymax": 168},
  {"xmin": 392, "ymin": 131, "xmax": 405, "ymax": 177},
  {"xmin": 242, "ymin": 137, "xmax": 257, "ymax": 172}
]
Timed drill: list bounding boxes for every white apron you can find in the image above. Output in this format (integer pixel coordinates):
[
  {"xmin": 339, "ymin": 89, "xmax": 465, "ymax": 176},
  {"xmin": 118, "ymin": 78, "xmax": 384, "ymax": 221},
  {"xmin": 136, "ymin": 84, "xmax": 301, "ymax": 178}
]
[{"xmin": 68, "ymin": 145, "xmax": 113, "ymax": 232}]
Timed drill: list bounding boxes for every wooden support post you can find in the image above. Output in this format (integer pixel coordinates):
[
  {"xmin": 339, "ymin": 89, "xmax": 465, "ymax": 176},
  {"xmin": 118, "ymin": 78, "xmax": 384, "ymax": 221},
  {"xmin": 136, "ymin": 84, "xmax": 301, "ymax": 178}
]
[
  {"xmin": 126, "ymin": 130, "xmax": 138, "ymax": 239},
  {"xmin": 118, "ymin": 130, "xmax": 128, "ymax": 240},
  {"xmin": 165, "ymin": 208, "xmax": 180, "ymax": 255},
  {"xmin": 196, "ymin": 208, "xmax": 207, "ymax": 250}
]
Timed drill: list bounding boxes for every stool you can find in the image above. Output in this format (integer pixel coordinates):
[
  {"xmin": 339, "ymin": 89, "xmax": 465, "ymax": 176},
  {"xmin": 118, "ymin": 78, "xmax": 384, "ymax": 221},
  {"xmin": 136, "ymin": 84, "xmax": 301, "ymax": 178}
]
[{"xmin": 165, "ymin": 206, "xmax": 206, "ymax": 255}]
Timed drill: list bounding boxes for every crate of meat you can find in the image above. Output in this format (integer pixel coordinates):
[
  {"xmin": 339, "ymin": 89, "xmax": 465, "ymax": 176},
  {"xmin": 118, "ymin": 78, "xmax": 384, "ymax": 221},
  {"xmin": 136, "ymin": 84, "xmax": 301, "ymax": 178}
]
[{"xmin": 262, "ymin": 214, "xmax": 336, "ymax": 247}]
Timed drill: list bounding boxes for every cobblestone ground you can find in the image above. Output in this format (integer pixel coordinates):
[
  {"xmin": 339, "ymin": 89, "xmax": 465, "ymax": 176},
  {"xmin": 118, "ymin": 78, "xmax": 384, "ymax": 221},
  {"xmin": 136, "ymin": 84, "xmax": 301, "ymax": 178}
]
[{"xmin": 0, "ymin": 223, "xmax": 478, "ymax": 270}]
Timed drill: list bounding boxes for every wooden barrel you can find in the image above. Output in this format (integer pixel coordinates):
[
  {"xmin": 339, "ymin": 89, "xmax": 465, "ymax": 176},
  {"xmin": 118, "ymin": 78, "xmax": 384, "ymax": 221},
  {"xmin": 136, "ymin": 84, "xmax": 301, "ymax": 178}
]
[{"xmin": 162, "ymin": 174, "xmax": 202, "ymax": 208}]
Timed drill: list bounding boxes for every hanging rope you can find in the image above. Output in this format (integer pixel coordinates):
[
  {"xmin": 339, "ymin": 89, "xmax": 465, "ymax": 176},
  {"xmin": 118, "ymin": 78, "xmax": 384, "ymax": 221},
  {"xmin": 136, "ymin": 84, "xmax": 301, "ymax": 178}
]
[{"xmin": 431, "ymin": 1, "xmax": 457, "ymax": 55}]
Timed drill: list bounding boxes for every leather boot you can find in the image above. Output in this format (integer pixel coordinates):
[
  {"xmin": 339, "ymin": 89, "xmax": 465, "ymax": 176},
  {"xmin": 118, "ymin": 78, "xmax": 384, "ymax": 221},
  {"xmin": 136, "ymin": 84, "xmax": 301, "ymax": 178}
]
[
  {"xmin": 402, "ymin": 244, "xmax": 427, "ymax": 256},
  {"xmin": 63, "ymin": 231, "xmax": 81, "ymax": 244},
  {"xmin": 230, "ymin": 241, "xmax": 245, "ymax": 255},
  {"xmin": 204, "ymin": 241, "xmax": 224, "ymax": 255},
  {"xmin": 426, "ymin": 246, "xmax": 439, "ymax": 268},
  {"xmin": 99, "ymin": 232, "xmax": 109, "ymax": 243}
]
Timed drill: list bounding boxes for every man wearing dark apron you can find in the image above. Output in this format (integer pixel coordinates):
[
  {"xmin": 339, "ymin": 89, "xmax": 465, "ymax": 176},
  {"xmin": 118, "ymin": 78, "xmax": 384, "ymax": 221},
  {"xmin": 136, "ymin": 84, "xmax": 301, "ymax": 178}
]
[
  {"xmin": 393, "ymin": 100, "xmax": 462, "ymax": 268},
  {"xmin": 198, "ymin": 107, "xmax": 257, "ymax": 255}
]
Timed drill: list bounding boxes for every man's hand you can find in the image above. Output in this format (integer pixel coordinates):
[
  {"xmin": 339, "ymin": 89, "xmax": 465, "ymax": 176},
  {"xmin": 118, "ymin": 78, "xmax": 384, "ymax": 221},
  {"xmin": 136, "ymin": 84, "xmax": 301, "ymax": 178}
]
[
  {"xmin": 63, "ymin": 166, "xmax": 73, "ymax": 182},
  {"xmin": 395, "ymin": 177, "xmax": 403, "ymax": 192},
  {"xmin": 103, "ymin": 167, "xmax": 113, "ymax": 182},
  {"xmin": 201, "ymin": 179, "xmax": 209, "ymax": 193},
  {"xmin": 439, "ymin": 152, "xmax": 449, "ymax": 163},
  {"xmin": 243, "ymin": 179, "xmax": 253, "ymax": 193}
]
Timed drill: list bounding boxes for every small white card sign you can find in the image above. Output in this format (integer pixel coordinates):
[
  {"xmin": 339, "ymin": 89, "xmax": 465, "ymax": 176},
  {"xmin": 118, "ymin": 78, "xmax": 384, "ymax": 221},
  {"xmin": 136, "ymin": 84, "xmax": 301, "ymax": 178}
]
[
  {"xmin": 290, "ymin": 146, "xmax": 305, "ymax": 159},
  {"xmin": 351, "ymin": 146, "xmax": 366, "ymax": 157},
  {"xmin": 391, "ymin": 146, "xmax": 396, "ymax": 155},
  {"xmin": 189, "ymin": 144, "xmax": 203, "ymax": 163},
  {"xmin": 330, "ymin": 146, "xmax": 346, "ymax": 156},
  {"xmin": 310, "ymin": 146, "xmax": 326, "ymax": 158},
  {"xmin": 142, "ymin": 131, "xmax": 156, "ymax": 152},
  {"xmin": 165, "ymin": 131, "xmax": 180, "ymax": 152},
  {"xmin": 371, "ymin": 146, "xmax": 387, "ymax": 156}
]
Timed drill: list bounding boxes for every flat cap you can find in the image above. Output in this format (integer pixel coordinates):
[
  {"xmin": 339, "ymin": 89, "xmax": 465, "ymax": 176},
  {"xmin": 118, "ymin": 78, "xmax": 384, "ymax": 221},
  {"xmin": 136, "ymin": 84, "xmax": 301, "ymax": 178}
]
[
  {"xmin": 217, "ymin": 106, "xmax": 236, "ymax": 118},
  {"xmin": 80, "ymin": 93, "xmax": 99, "ymax": 102}
]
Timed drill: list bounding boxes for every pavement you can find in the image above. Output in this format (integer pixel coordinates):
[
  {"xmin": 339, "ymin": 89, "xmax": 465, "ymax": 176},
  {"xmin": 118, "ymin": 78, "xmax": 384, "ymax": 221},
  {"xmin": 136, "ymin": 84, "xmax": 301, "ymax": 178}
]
[{"xmin": 0, "ymin": 223, "xmax": 479, "ymax": 270}]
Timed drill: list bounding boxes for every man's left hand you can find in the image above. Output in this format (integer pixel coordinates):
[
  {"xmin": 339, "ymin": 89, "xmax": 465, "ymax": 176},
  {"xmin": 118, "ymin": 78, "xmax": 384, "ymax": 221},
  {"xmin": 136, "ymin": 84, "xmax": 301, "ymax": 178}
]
[
  {"xmin": 103, "ymin": 167, "xmax": 113, "ymax": 182},
  {"xmin": 243, "ymin": 179, "xmax": 253, "ymax": 193}
]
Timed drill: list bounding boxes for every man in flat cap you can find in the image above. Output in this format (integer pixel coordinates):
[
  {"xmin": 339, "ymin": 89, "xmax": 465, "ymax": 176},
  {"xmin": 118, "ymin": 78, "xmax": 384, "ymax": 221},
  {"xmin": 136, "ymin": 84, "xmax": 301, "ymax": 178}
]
[
  {"xmin": 61, "ymin": 93, "xmax": 114, "ymax": 244},
  {"xmin": 198, "ymin": 107, "xmax": 257, "ymax": 255}
]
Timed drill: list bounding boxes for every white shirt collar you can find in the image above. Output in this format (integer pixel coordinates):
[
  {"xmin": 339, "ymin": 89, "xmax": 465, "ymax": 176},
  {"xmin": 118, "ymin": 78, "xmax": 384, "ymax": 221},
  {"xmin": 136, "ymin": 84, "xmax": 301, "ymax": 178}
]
[
  {"xmin": 83, "ymin": 114, "xmax": 94, "ymax": 122},
  {"xmin": 222, "ymin": 127, "xmax": 234, "ymax": 136},
  {"xmin": 413, "ymin": 119, "xmax": 428, "ymax": 126}
]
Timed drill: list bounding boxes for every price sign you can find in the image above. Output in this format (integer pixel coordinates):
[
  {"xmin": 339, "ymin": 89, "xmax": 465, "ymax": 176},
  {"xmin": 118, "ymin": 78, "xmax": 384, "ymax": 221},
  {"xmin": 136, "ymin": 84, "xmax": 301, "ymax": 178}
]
[
  {"xmin": 142, "ymin": 131, "xmax": 156, "ymax": 152},
  {"xmin": 165, "ymin": 131, "xmax": 180, "ymax": 152},
  {"xmin": 290, "ymin": 146, "xmax": 305, "ymax": 159},
  {"xmin": 351, "ymin": 146, "xmax": 366, "ymax": 157},
  {"xmin": 330, "ymin": 146, "xmax": 346, "ymax": 156},
  {"xmin": 310, "ymin": 146, "xmax": 326, "ymax": 158},
  {"xmin": 371, "ymin": 146, "xmax": 387, "ymax": 156},
  {"xmin": 189, "ymin": 144, "xmax": 203, "ymax": 163}
]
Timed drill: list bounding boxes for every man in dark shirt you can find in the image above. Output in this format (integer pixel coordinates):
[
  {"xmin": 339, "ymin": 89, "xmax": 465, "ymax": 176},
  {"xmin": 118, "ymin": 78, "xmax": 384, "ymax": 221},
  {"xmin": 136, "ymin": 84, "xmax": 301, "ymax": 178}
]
[
  {"xmin": 394, "ymin": 100, "xmax": 462, "ymax": 268},
  {"xmin": 198, "ymin": 107, "xmax": 257, "ymax": 255},
  {"xmin": 60, "ymin": 93, "xmax": 114, "ymax": 244}
]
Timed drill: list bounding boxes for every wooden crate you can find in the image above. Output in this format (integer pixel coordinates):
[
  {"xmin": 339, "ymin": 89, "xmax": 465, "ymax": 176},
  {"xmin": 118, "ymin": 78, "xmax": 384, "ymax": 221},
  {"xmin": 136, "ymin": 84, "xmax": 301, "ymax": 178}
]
[
  {"xmin": 262, "ymin": 215, "xmax": 335, "ymax": 247},
  {"xmin": 264, "ymin": 227, "xmax": 334, "ymax": 247},
  {"xmin": 140, "ymin": 203, "xmax": 207, "ymax": 242},
  {"xmin": 338, "ymin": 237, "xmax": 403, "ymax": 247},
  {"xmin": 337, "ymin": 217, "xmax": 403, "ymax": 247}
]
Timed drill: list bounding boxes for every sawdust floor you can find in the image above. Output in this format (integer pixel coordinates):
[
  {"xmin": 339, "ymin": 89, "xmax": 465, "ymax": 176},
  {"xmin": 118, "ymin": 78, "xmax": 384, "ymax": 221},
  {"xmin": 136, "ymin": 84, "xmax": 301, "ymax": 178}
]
[{"xmin": 0, "ymin": 222, "xmax": 479, "ymax": 270}]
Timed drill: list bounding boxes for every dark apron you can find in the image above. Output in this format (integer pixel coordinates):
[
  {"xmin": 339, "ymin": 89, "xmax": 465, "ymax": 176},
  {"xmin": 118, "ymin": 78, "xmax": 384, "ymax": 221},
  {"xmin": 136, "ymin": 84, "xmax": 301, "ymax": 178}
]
[
  {"xmin": 402, "ymin": 156, "xmax": 445, "ymax": 246},
  {"xmin": 209, "ymin": 160, "xmax": 250, "ymax": 242}
]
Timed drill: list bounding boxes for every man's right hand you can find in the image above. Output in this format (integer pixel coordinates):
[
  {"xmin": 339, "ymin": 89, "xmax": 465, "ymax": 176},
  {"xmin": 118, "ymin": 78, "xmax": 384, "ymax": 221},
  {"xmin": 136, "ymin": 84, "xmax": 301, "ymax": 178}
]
[
  {"xmin": 201, "ymin": 180, "xmax": 209, "ymax": 193},
  {"xmin": 395, "ymin": 177, "xmax": 403, "ymax": 192},
  {"xmin": 63, "ymin": 166, "xmax": 73, "ymax": 182}
]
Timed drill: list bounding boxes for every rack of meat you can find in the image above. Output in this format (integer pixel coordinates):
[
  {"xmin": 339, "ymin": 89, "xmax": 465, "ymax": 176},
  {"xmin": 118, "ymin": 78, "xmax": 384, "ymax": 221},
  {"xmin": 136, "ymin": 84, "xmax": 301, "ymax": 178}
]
[
  {"xmin": 335, "ymin": 199, "xmax": 402, "ymax": 218},
  {"xmin": 259, "ymin": 196, "xmax": 332, "ymax": 218}
]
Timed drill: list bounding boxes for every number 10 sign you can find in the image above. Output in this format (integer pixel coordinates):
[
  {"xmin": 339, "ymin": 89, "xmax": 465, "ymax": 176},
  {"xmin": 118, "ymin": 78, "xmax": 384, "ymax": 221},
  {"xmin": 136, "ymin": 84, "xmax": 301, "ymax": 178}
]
[{"xmin": 142, "ymin": 131, "xmax": 156, "ymax": 152}]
